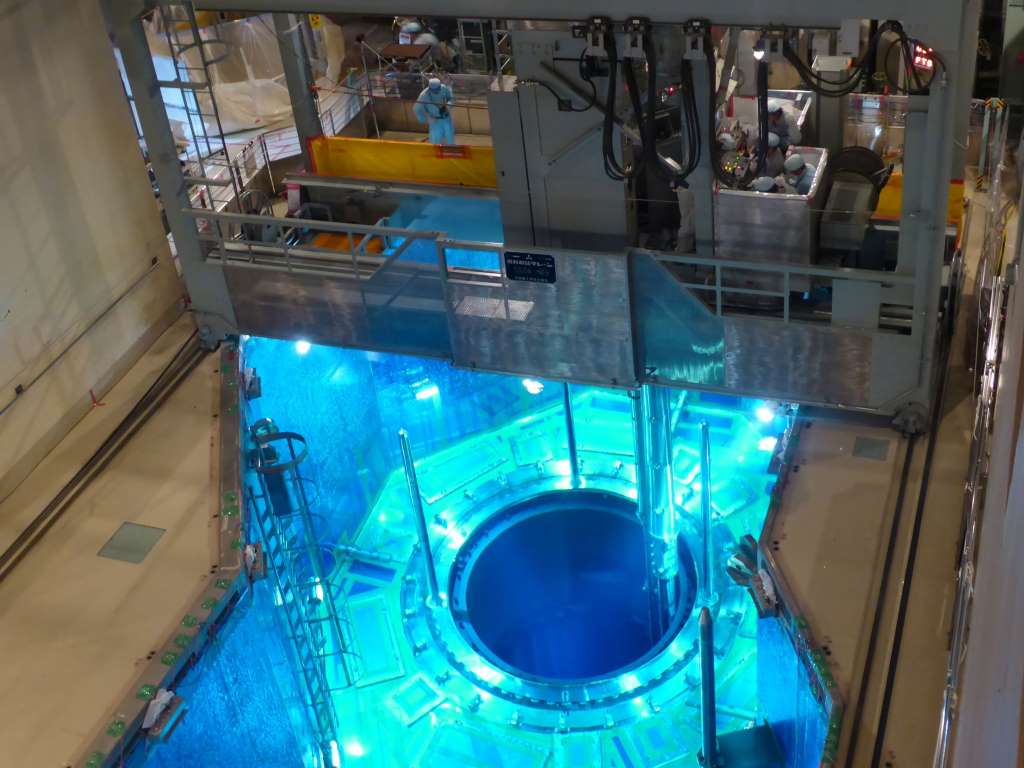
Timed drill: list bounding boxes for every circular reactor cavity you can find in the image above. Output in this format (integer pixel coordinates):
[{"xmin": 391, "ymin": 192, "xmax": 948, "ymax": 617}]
[{"xmin": 449, "ymin": 490, "xmax": 698, "ymax": 683}]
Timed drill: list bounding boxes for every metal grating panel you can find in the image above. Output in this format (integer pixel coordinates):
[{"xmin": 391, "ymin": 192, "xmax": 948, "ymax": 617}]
[
  {"xmin": 633, "ymin": 251, "xmax": 877, "ymax": 406},
  {"xmin": 224, "ymin": 264, "xmax": 451, "ymax": 359},
  {"xmin": 444, "ymin": 248, "xmax": 636, "ymax": 387}
]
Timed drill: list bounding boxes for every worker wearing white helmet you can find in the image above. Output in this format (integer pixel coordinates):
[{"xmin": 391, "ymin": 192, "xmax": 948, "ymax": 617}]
[
  {"xmin": 784, "ymin": 153, "xmax": 816, "ymax": 195},
  {"xmin": 752, "ymin": 175, "xmax": 779, "ymax": 193},
  {"xmin": 765, "ymin": 98, "xmax": 801, "ymax": 151},
  {"xmin": 413, "ymin": 77, "xmax": 455, "ymax": 145}
]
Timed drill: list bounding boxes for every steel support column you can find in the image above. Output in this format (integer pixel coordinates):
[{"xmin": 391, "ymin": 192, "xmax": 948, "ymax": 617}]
[
  {"xmin": 273, "ymin": 12, "xmax": 322, "ymax": 171},
  {"xmin": 633, "ymin": 385, "xmax": 679, "ymax": 636},
  {"xmin": 102, "ymin": 0, "xmax": 238, "ymax": 342},
  {"xmin": 896, "ymin": 77, "xmax": 951, "ymax": 421},
  {"xmin": 685, "ymin": 34, "xmax": 715, "ymax": 258}
]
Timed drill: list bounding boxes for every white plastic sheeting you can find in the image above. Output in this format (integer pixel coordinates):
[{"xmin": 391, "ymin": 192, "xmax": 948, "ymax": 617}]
[{"xmin": 144, "ymin": 14, "xmax": 346, "ymax": 135}]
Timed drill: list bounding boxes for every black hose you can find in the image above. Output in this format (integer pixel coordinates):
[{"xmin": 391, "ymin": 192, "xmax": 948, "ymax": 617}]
[
  {"xmin": 784, "ymin": 21, "xmax": 943, "ymax": 97},
  {"xmin": 868, "ymin": 278, "xmax": 958, "ymax": 767},
  {"xmin": 0, "ymin": 330, "xmax": 206, "ymax": 583},
  {"xmin": 602, "ymin": 30, "xmax": 627, "ymax": 180}
]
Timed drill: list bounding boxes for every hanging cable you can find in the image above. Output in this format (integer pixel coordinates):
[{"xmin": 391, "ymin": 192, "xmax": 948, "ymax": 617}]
[
  {"xmin": 602, "ymin": 29, "xmax": 640, "ymax": 181},
  {"xmin": 705, "ymin": 28, "xmax": 767, "ymax": 190},
  {"xmin": 783, "ymin": 20, "xmax": 943, "ymax": 98}
]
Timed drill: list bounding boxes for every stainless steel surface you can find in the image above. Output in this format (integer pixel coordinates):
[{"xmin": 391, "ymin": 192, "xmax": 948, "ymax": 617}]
[
  {"xmin": 273, "ymin": 13, "xmax": 321, "ymax": 171},
  {"xmin": 820, "ymin": 179, "xmax": 875, "ymax": 252},
  {"xmin": 699, "ymin": 606, "xmax": 718, "ymax": 768},
  {"xmin": 699, "ymin": 421, "xmax": 716, "ymax": 606},
  {"xmin": 191, "ymin": 0, "xmax": 969, "ymax": 46},
  {"xmin": 495, "ymin": 31, "xmax": 631, "ymax": 250},
  {"xmin": 283, "ymin": 173, "xmax": 500, "ymax": 200},
  {"xmin": 635, "ymin": 385, "xmax": 678, "ymax": 635},
  {"xmin": 714, "ymin": 147, "xmax": 829, "ymax": 288},
  {"xmin": 223, "ymin": 262, "xmax": 453, "ymax": 360},
  {"xmin": 630, "ymin": 249, "xmax": 920, "ymax": 409},
  {"xmin": 562, "ymin": 383, "xmax": 581, "ymax": 489},
  {"xmin": 441, "ymin": 243, "xmax": 636, "ymax": 387},
  {"xmin": 398, "ymin": 428, "xmax": 440, "ymax": 603}
]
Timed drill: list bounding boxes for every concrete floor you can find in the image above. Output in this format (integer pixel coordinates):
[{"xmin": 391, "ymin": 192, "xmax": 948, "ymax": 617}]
[
  {"xmin": 769, "ymin": 188, "xmax": 986, "ymax": 766},
  {"xmin": 0, "ymin": 316, "xmax": 219, "ymax": 767}
]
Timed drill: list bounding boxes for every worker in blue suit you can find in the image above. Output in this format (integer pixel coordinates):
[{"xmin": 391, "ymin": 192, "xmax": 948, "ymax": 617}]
[{"xmin": 414, "ymin": 77, "xmax": 455, "ymax": 145}]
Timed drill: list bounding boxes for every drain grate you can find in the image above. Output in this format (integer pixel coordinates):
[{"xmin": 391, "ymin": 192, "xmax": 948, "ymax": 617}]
[{"xmin": 98, "ymin": 522, "xmax": 166, "ymax": 564}]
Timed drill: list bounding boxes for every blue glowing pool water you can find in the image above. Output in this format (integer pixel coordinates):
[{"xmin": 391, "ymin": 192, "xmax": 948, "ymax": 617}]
[
  {"xmin": 141, "ymin": 339, "xmax": 830, "ymax": 768},
  {"xmin": 387, "ymin": 195, "xmax": 503, "ymax": 271}
]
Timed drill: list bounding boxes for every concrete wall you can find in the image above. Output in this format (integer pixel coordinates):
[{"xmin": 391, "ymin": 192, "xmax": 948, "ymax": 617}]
[
  {"xmin": 0, "ymin": 0, "xmax": 184, "ymax": 502},
  {"xmin": 952, "ymin": 214, "xmax": 1024, "ymax": 765}
]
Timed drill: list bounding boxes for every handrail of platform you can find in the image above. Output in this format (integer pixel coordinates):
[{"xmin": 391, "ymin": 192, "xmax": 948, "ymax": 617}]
[
  {"xmin": 186, "ymin": 207, "xmax": 920, "ymax": 332},
  {"xmin": 646, "ymin": 248, "xmax": 917, "ymax": 328}
]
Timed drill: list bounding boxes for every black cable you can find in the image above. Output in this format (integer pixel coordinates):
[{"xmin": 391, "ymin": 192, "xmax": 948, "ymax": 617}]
[
  {"xmin": 785, "ymin": 20, "xmax": 944, "ymax": 98},
  {"xmin": 678, "ymin": 59, "xmax": 701, "ymax": 179},
  {"xmin": 521, "ymin": 77, "xmax": 595, "ymax": 113},
  {"xmin": 642, "ymin": 31, "xmax": 662, "ymax": 176},
  {"xmin": 0, "ymin": 329, "xmax": 204, "ymax": 581},
  {"xmin": 754, "ymin": 59, "xmax": 769, "ymax": 177},
  {"xmin": 519, "ymin": 48, "xmax": 597, "ymax": 114},
  {"xmin": 577, "ymin": 47, "xmax": 599, "ymax": 110},
  {"xmin": 868, "ymin": 280, "xmax": 957, "ymax": 768},
  {"xmin": 602, "ymin": 30, "xmax": 641, "ymax": 181}
]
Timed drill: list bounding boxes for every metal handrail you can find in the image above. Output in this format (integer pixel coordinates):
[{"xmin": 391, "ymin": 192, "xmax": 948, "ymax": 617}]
[
  {"xmin": 931, "ymin": 272, "xmax": 1006, "ymax": 768},
  {"xmin": 651, "ymin": 249, "xmax": 917, "ymax": 283}
]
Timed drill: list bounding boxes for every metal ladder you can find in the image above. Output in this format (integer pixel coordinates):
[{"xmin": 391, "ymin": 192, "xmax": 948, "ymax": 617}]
[
  {"xmin": 153, "ymin": 1, "xmax": 242, "ymax": 210},
  {"xmin": 248, "ymin": 419, "xmax": 359, "ymax": 760}
]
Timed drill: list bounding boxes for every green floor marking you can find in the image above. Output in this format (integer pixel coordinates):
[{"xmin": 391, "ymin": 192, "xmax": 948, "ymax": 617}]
[{"xmin": 136, "ymin": 684, "xmax": 157, "ymax": 700}]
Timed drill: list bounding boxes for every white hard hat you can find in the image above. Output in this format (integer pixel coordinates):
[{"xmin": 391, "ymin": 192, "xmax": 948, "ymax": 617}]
[
  {"xmin": 752, "ymin": 176, "xmax": 776, "ymax": 192},
  {"xmin": 401, "ymin": 21, "xmax": 423, "ymax": 34},
  {"xmin": 767, "ymin": 132, "xmax": 780, "ymax": 148},
  {"xmin": 766, "ymin": 98, "xmax": 784, "ymax": 114},
  {"xmin": 428, "ymin": 77, "xmax": 442, "ymax": 89},
  {"xmin": 784, "ymin": 153, "xmax": 806, "ymax": 173},
  {"xmin": 718, "ymin": 133, "xmax": 737, "ymax": 151}
]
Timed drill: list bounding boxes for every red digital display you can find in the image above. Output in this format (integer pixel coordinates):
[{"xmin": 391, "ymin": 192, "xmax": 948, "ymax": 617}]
[{"xmin": 913, "ymin": 44, "xmax": 934, "ymax": 71}]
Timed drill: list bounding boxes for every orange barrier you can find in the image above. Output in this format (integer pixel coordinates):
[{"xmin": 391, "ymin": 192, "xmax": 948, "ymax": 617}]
[
  {"xmin": 312, "ymin": 232, "xmax": 385, "ymax": 254},
  {"xmin": 308, "ymin": 136, "xmax": 497, "ymax": 189},
  {"xmin": 874, "ymin": 173, "xmax": 965, "ymax": 232}
]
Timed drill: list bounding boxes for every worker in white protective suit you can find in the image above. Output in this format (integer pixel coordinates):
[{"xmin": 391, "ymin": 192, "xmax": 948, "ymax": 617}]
[
  {"xmin": 765, "ymin": 98, "xmax": 801, "ymax": 152},
  {"xmin": 784, "ymin": 153, "xmax": 816, "ymax": 195},
  {"xmin": 752, "ymin": 175, "xmax": 781, "ymax": 193},
  {"xmin": 414, "ymin": 77, "xmax": 455, "ymax": 145}
]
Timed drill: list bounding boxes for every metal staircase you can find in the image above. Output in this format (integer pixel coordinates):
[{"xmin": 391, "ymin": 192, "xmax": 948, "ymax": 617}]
[
  {"xmin": 153, "ymin": 1, "xmax": 241, "ymax": 210},
  {"xmin": 248, "ymin": 418, "xmax": 358, "ymax": 762}
]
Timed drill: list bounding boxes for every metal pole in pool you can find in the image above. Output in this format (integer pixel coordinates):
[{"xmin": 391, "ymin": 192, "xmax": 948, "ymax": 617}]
[
  {"xmin": 398, "ymin": 429, "xmax": 440, "ymax": 603},
  {"xmin": 699, "ymin": 606, "xmax": 719, "ymax": 767},
  {"xmin": 563, "ymin": 383, "xmax": 581, "ymax": 489},
  {"xmin": 699, "ymin": 420, "xmax": 717, "ymax": 606}
]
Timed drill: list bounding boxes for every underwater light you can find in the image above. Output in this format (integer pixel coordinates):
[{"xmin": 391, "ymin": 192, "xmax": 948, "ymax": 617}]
[
  {"xmin": 522, "ymin": 378, "xmax": 545, "ymax": 395},
  {"xmin": 341, "ymin": 739, "xmax": 365, "ymax": 759},
  {"xmin": 755, "ymin": 403, "xmax": 776, "ymax": 423},
  {"xmin": 758, "ymin": 436, "xmax": 778, "ymax": 452},
  {"xmin": 295, "ymin": 339, "xmax": 311, "ymax": 355},
  {"xmin": 414, "ymin": 383, "xmax": 440, "ymax": 400}
]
